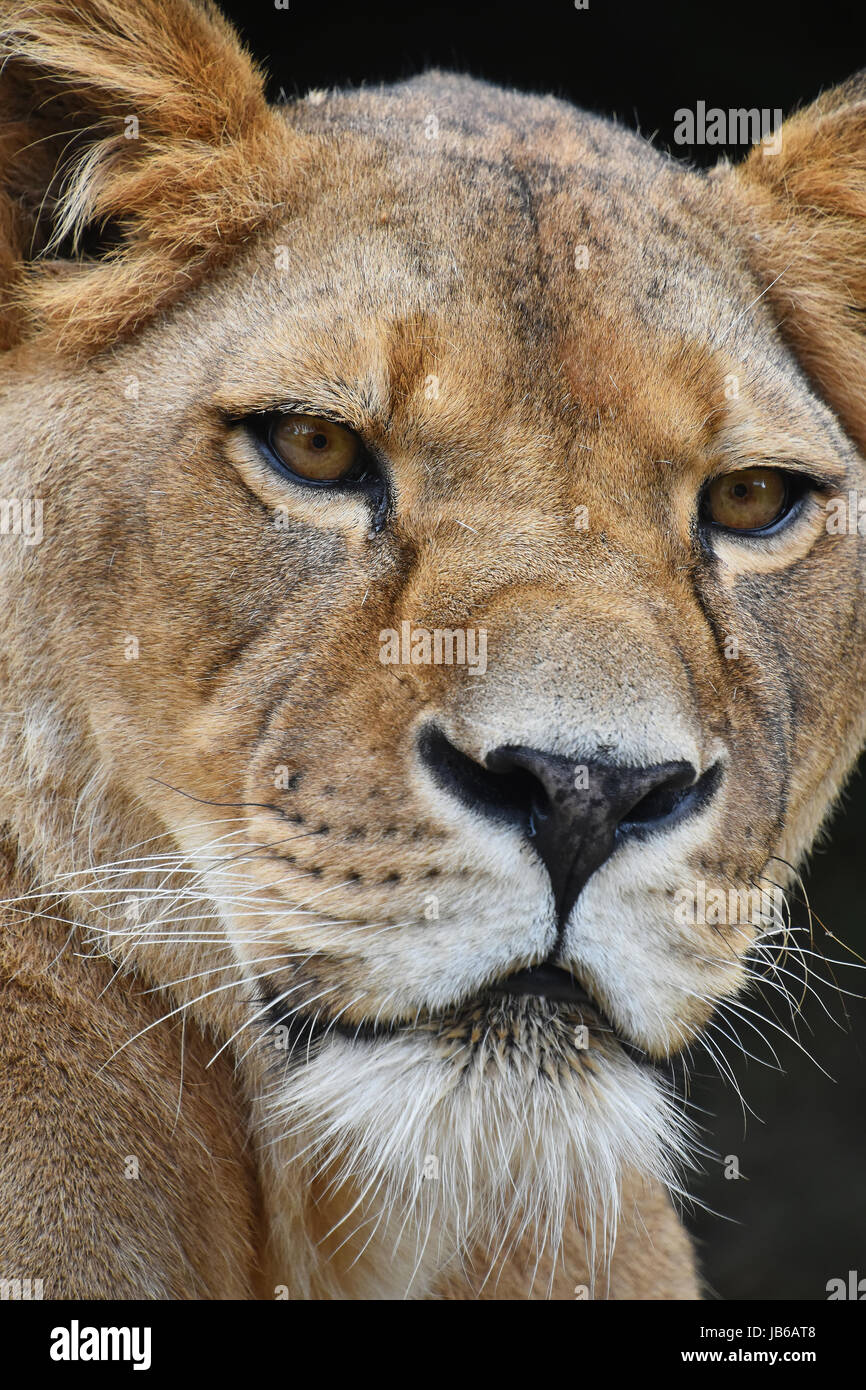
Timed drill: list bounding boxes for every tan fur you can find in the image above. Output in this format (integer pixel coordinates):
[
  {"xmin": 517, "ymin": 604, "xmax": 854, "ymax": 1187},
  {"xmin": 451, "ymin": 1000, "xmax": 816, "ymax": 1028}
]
[
  {"xmin": 0, "ymin": 0, "xmax": 306, "ymax": 349},
  {"xmin": 433, "ymin": 1177, "xmax": 699, "ymax": 1300},
  {"xmin": 0, "ymin": 0, "xmax": 863, "ymax": 1299},
  {"xmin": 716, "ymin": 75, "xmax": 866, "ymax": 453},
  {"xmin": 0, "ymin": 837, "xmax": 262, "ymax": 1297}
]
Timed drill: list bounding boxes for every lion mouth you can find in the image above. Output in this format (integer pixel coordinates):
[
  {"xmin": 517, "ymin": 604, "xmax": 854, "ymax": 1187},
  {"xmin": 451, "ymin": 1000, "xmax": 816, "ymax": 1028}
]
[
  {"xmin": 486, "ymin": 962, "xmax": 597, "ymax": 1006},
  {"xmin": 479, "ymin": 961, "xmax": 641, "ymax": 1056},
  {"xmin": 261, "ymin": 960, "xmax": 641, "ymax": 1060}
]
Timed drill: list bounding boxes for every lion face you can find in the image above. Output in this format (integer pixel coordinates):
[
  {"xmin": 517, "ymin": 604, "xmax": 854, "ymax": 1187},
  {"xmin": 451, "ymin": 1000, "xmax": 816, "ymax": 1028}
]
[{"xmin": 3, "ymin": 6, "xmax": 866, "ymax": 1281}]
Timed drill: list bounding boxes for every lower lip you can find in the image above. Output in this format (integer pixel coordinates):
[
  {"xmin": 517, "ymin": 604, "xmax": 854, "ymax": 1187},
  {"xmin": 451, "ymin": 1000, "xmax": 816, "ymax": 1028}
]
[
  {"xmin": 487, "ymin": 964, "xmax": 595, "ymax": 1005},
  {"xmin": 484, "ymin": 965, "xmax": 646, "ymax": 1061}
]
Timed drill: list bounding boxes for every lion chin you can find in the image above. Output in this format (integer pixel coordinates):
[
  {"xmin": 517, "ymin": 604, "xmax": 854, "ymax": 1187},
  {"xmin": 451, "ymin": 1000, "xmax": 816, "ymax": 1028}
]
[{"xmin": 259, "ymin": 993, "xmax": 691, "ymax": 1298}]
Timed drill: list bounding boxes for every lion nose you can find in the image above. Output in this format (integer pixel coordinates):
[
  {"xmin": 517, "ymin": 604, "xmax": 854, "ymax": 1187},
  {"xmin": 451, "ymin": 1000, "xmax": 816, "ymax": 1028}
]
[{"xmin": 418, "ymin": 725, "xmax": 719, "ymax": 923}]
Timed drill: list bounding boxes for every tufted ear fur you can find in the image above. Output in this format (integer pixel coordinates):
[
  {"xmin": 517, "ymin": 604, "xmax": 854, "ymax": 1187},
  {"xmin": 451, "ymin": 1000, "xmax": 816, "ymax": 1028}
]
[
  {"xmin": 719, "ymin": 74, "xmax": 866, "ymax": 453},
  {"xmin": 0, "ymin": 0, "xmax": 306, "ymax": 352}
]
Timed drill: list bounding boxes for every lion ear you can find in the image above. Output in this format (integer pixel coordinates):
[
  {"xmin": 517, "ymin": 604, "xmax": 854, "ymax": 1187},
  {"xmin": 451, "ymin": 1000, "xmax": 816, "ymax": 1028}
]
[
  {"xmin": 0, "ymin": 0, "xmax": 305, "ymax": 352},
  {"xmin": 718, "ymin": 73, "xmax": 866, "ymax": 452}
]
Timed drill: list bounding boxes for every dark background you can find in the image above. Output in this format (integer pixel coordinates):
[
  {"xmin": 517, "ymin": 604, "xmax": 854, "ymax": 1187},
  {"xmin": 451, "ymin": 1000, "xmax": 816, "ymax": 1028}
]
[
  {"xmin": 220, "ymin": 0, "xmax": 866, "ymax": 1300},
  {"xmin": 224, "ymin": 0, "xmax": 864, "ymax": 165}
]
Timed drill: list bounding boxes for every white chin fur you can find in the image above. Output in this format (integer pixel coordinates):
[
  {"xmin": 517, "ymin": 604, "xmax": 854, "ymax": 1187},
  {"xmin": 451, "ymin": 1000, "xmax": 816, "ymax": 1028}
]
[{"xmin": 264, "ymin": 1027, "xmax": 693, "ymax": 1295}]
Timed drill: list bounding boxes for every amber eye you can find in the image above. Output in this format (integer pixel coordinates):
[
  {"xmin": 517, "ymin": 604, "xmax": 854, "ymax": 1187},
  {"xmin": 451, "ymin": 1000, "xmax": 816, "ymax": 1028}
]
[
  {"xmin": 268, "ymin": 414, "xmax": 362, "ymax": 484},
  {"xmin": 704, "ymin": 468, "xmax": 790, "ymax": 533}
]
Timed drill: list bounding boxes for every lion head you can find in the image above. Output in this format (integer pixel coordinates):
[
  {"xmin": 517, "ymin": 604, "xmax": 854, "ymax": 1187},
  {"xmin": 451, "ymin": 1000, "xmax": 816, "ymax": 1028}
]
[{"xmin": 1, "ymin": 1, "xmax": 864, "ymax": 1296}]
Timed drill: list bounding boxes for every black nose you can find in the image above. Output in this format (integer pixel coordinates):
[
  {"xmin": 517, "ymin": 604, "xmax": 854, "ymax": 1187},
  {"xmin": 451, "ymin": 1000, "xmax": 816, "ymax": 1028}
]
[{"xmin": 418, "ymin": 726, "xmax": 720, "ymax": 924}]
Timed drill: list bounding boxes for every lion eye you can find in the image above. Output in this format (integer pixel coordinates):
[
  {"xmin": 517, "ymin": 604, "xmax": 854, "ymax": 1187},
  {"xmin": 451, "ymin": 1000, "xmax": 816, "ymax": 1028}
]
[
  {"xmin": 704, "ymin": 468, "xmax": 789, "ymax": 533},
  {"xmin": 269, "ymin": 414, "xmax": 362, "ymax": 484}
]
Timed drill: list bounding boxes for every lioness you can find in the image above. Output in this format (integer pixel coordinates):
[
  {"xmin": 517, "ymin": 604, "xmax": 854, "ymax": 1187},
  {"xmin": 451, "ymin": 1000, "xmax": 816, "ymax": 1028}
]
[{"xmin": 0, "ymin": 0, "xmax": 863, "ymax": 1300}]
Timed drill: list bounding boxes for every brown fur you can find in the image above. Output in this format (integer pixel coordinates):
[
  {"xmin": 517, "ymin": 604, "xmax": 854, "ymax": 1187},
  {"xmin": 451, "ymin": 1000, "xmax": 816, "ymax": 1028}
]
[
  {"xmin": 432, "ymin": 1177, "xmax": 699, "ymax": 1300},
  {"xmin": 719, "ymin": 74, "xmax": 866, "ymax": 453},
  {"xmin": 0, "ymin": 0, "xmax": 863, "ymax": 1298},
  {"xmin": 0, "ymin": 0, "xmax": 305, "ymax": 349},
  {"xmin": 0, "ymin": 837, "xmax": 262, "ymax": 1297}
]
